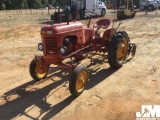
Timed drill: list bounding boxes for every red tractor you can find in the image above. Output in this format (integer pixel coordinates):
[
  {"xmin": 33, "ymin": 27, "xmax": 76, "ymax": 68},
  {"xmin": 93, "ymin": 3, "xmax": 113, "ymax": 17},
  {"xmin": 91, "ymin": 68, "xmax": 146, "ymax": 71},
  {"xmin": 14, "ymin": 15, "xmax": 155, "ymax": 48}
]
[{"xmin": 29, "ymin": 14, "xmax": 136, "ymax": 97}]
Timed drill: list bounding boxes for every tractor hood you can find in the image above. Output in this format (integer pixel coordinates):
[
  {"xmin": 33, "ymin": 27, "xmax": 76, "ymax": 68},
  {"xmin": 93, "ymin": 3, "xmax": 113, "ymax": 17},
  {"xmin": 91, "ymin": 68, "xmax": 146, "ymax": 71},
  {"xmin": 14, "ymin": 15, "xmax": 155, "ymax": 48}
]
[{"xmin": 41, "ymin": 22, "xmax": 83, "ymax": 35}]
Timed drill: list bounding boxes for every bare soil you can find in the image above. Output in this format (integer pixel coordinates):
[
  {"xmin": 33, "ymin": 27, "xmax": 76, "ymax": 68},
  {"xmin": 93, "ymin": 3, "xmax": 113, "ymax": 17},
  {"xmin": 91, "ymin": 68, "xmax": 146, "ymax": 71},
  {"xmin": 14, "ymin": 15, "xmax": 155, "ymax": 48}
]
[{"xmin": 0, "ymin": 10, "xmax": 160, "ymax": 120}]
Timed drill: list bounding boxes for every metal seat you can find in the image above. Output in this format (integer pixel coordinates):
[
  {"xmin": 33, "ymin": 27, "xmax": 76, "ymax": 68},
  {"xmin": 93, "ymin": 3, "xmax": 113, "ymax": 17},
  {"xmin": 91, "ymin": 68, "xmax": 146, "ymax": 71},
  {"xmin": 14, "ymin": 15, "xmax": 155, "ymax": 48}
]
[{"xmin": 93, "ymin": 19, "xmax": 111, "ymax": 29}]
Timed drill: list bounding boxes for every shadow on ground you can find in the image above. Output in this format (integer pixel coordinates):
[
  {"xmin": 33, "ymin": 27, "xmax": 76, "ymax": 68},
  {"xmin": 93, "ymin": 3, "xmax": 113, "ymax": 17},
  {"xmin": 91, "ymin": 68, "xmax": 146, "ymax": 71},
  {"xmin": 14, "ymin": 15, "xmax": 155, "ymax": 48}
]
[{"xmin": 0, "ymin": 59, "xmax": 119, "ymax": 119}]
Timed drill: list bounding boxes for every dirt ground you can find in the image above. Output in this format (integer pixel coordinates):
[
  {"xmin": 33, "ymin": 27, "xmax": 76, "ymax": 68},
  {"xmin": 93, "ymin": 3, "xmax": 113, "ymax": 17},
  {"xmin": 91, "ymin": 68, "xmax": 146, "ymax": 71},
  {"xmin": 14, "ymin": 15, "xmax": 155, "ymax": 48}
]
[{"xmin": 0, "ymin": 9, "xmax": 160, "ymax": 120}]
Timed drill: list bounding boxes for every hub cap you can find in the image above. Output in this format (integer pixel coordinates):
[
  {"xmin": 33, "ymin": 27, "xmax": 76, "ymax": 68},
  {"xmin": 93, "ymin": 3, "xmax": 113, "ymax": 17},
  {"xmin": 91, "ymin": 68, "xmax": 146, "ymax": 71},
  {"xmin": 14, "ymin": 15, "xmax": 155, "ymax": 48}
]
[
  {"xmin": 117, "ymin": 38, "xmax": 128, "ymax": 61},
  {"xmin": 76, "ymin": 70, "xmax": 88, "ymax": 92},
  {"xmin": 35, "ymin": 61, "xmax": 48, "ymax": 79}
]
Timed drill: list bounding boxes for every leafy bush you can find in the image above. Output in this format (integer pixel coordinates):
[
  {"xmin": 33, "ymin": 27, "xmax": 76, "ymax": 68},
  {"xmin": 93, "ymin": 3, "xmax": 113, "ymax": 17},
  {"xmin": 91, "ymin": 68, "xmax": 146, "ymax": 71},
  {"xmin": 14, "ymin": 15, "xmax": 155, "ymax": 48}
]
[{"xmin": 0, "ymin": 3, "xmax": 5, "ymax": 10}]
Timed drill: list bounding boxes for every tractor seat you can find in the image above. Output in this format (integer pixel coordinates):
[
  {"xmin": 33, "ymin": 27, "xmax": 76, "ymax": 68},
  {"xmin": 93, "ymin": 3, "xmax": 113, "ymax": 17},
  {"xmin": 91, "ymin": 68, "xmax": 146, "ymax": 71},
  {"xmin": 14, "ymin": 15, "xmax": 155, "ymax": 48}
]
[{"xmin": 93, "ymin": 19, "xmax": 111, "ymax": 29}]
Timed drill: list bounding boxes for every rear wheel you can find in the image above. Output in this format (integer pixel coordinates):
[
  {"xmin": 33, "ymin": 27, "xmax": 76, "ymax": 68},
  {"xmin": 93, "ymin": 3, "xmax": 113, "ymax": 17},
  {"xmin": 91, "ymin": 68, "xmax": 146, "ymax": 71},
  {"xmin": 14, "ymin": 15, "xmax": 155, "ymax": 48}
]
[
  {"xmin": 108, "ymin": 31, "xmax": 129, "ymax": 68},
  {"xmin": 69, "ymin": 65, "xmax": 89, "ymax": 97},
  {"xmin": 29, "ymin": 58, "xmax": 49, "ymax": 81}
]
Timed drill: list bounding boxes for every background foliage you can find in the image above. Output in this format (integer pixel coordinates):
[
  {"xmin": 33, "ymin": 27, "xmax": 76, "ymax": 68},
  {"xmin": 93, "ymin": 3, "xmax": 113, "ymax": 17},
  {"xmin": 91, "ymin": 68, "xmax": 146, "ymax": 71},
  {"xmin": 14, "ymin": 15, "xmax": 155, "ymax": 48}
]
[
  {"xmin": 1, "ymin": 0, "xmax": 50, "ymax": 10},
  {"xmin": 0, "ymin": 0, "xmax": 116, "ymax": 10}
]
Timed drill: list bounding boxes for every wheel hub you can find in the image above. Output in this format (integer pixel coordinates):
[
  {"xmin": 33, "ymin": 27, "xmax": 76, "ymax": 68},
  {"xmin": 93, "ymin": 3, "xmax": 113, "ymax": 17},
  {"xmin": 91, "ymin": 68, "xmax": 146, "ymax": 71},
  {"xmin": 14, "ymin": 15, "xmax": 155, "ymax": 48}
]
[
  {"xmin": 80, "ymin": 77, "xmax": 84, "ymax": 83},
  {"xmin": 76, "ymin": 70, "xmax": 87, "ymax": 92},
  {"xmin": 35, "ymin": 61, "xmax": 48, "ymax": 79},
  {"xmin": 117, "ymin": 38, "xmax": 128, "ymax": 61},
  {"xmin": 117, "ymin": 42, "xmax": 125, "ymax": 58}
]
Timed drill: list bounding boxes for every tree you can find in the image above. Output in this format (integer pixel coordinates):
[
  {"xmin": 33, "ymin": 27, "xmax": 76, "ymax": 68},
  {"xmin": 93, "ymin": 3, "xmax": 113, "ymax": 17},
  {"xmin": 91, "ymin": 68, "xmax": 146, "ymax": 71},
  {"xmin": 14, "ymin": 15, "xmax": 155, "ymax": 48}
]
[
  {"xmin": 49, "ymin": 0, "xmax": 54, "ymax": 5},
  {"xmin": 15, "ymin": 0, "xmax": 27, "ymax": 9},
  {"xmin": 0, "ymin": 0, "xmax": 6, "ymax": 10},
  {"xmin": 4, "ymin": 0, "xmax": 12, "ymax": 9},
  {"xmin": 1, "ymin": 0, "xmax": 70, "ymax": 10},
  {"xmin": 27, "ymin": 0, "xmax": 41, "ymax": 8},
  {"xmin": 41, "ymin": 0, "xmax": 48, "ymax": 7},
  {"xmin": 0, "ymin": 3, "xmax": 5, "ymax": 10},
  {"xmin": 53, "ymin": 0, "xmax": 69, "ymax": 7},
  {"xmin": 4, "ymin": 0, "xmax": 28, "ymax": 9}
]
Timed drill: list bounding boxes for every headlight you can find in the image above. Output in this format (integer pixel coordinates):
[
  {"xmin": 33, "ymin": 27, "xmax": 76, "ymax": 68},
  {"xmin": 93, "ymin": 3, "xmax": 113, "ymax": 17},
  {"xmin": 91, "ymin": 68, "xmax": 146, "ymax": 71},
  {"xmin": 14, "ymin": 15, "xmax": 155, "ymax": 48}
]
[
  {"xmin": 38, "ymin": 43, "xmax": 43, "ymax": 51},
  {"xmin": 60, "ymin": 46, "xmax": 67, "ymax": 56}
]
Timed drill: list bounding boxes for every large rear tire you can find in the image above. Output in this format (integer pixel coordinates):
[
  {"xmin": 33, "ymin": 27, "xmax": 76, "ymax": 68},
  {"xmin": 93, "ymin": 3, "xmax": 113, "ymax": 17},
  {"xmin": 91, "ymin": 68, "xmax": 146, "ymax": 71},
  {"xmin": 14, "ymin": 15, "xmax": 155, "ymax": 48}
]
[
  {"xmin": 69, "ymin": 65, "xmax": 89, "ymax": 97},
  {"xmin": 108, "ymin": 31, "xmax": 129, "ymax": 68},
  {"xmin": 29, "ymin": 58, "xmax": 49, "ymax": 81}
]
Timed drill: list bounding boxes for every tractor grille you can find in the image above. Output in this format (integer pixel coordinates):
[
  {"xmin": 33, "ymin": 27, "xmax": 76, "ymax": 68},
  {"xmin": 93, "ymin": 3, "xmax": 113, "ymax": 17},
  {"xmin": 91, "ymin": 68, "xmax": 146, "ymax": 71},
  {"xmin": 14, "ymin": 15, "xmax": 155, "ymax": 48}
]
[{"xmin": 44, "ymin": 36, "xmax": 58, "ymax": 54}]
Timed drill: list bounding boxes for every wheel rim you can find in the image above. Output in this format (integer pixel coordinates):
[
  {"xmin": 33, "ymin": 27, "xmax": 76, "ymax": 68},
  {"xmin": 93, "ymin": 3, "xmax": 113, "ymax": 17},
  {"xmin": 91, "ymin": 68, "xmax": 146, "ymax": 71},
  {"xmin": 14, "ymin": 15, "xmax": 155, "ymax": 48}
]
[
  {"xmin": 117, "ymin": 38, "xmax": 128, "ymax": 61},
  {"xmin": 35, "ymin": 61, "xmax": 48, "ymax": 79},
  {"xmin": 76, "ymin": 70, "xmax": 88, "ymax": 92}
]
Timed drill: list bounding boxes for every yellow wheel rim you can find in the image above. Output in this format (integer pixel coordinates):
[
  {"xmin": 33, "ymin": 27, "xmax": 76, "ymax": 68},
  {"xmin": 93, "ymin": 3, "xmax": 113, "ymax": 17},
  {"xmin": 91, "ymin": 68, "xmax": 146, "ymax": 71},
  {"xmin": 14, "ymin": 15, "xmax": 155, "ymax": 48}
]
[
  {"xmin": 76, "ymin": 70, "xmax": 88, "ymax": 92},
  {"xmin": 35, "ymin": 61, "xmax": 48, "ymax": 79},
  {"xmin": 117, "ymin": 38, "xmax": 128, "ymax": 61}
]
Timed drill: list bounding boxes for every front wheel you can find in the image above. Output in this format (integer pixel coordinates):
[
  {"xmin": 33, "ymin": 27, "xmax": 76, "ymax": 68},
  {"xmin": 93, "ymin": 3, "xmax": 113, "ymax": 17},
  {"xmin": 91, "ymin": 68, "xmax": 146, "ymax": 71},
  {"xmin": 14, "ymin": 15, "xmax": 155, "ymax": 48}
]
[
  {"xmin": 69, "ymin": 65, "xmax": 89, "ymax": 97},
  {"xmin": 108, "ymin": 31, "xmax": 129, "ymax": 68},
  {"xmin": 29, "ymin": 58, "xmax": 49, "ymax": 81},
  {"xmin": 101, "ymin": 9, "xmax": 106, "ymax": 16}
]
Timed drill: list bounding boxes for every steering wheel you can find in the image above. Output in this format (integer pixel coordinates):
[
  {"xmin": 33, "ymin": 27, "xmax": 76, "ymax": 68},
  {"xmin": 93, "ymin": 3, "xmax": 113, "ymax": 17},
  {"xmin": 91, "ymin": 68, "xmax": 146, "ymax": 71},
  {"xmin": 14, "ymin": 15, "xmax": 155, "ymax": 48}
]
[{"xmin": 93, "ymin": 19, "xmax": 111, "ymax": 29}]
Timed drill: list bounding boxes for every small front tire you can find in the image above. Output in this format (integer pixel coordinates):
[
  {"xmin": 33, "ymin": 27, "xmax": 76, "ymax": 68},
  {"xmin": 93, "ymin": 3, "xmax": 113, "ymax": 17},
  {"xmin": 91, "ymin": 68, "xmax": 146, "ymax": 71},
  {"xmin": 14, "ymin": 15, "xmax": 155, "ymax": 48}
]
[
  {"xmin": 69, "ymin": 65, "xmax": 89, "ymax": 97},
  {"xmin": 29, "ymin": 58, "xmax": 49, "ymax": 81}
]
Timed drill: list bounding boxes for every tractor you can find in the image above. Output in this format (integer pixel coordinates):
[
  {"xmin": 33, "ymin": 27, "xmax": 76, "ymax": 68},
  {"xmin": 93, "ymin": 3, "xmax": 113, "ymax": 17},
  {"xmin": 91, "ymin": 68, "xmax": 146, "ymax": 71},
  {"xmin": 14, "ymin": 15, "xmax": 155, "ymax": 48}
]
[
  {"xmin": 29, "ymin": 13, "xmax": 136, "ymax": 97},
  {"xmin": 117, "ymin": 0, "xmax": 137, "ymax": 19}
]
